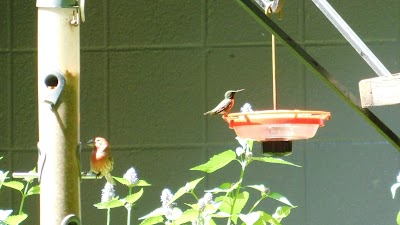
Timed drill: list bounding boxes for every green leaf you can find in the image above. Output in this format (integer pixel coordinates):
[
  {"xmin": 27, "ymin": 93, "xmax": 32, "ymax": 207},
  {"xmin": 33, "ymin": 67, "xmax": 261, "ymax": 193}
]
[
  {"xmin": 0, "ymin": 210, "xmax": 12, "ymax": 221},
  {"xmin": 171, "ymin": 209, "xmax": 198, "ymax": 225},
  {"xmin": 247, "ymin": 184, "xmax": 269, "ymax": 194},
  {"xmin": 170, "ymin": 177, "xmax": 204, "ymax": 203},
  {"xmin": 136, "ymin": 180, "xmax": 151, "ymax": 186},
  {"xmin": 4, "ymin": 214, "xmax": 28, "ymax": 225},
  {"xmin": 397, "ymin": 210, "xmax": 400, "ymax": 225},
  {"xmin": 114, "ymin": 177, "xmax": 151, "ymax": 187},
  {"xmin": 190, "ymin": 150, "xmax": 236, "ymax": 173},
  {"xmin": 252, "ymin": 157, "xmax": 301, "ymax": 167},
  {"xmin": 259, "ymin": 211, "xmax": 281, "ymax": 225},
  {"xmin": 114, "ymin": 177, "xmax": 131, "ymax": 186},
  {"xmin": 268, "ymin": 192, "xmax": 294, "ymax": 207},
  {"xmin": 139, "ymin": 208, "xmax": 165, "ymax": 220},
  {"xmin": 0, "ymin": 171, "xmax": 9, "ymax": 189},
  {"xmin": 3, "ymin": 181, "xmax": 24, "ymax": 192},
  {"xmin": 94, "ymin": 198, "xmax": 125, "ymax": 209},
  {"xmin": 272, "ymin": 206, "xmax": 292, "ymax": 222},
  {"xmin": 217, "ymin": 191, "xmax": 249, "ymax": 224},
  {"xmin": 239, "ymin": 212, "xmax": 260, "ymax": 225},
  {"xmin": 24, "ymin": 168, "xmax": 37, "ymax": 183},
  {"xmin": 124, "ymin": 188, "xmax": 143, "ymax": 204},
  {"xmin": 206, "ymin": 181, "xmax": 241, "ymax": 194},
  {"xmin": 139, "ymin": 216, "xmax": 164, "ymax": 225},
  {"xmin": 391, "ymin": 183, "xmax": 400, "ymax": 199},
  {"xmin": 27, "ymin": 185, "xmax": 40, "ymax": 196}
]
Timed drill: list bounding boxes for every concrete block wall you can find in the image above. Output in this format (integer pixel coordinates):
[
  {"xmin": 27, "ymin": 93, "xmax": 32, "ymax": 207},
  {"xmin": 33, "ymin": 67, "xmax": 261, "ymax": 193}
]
[{"xmin": 1, "ymin": 0, "xmax": 400, "ymax": 224}]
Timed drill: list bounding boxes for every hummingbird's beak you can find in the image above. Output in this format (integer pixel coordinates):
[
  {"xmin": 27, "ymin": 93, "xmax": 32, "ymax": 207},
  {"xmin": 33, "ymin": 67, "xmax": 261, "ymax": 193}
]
[
  {"xmin": 87, "ymin": 139, "xmax": 95, "ymax": 147},
  {"xmin": 235, "ymin": 89, "xmax": 245, "ymax": 93}
]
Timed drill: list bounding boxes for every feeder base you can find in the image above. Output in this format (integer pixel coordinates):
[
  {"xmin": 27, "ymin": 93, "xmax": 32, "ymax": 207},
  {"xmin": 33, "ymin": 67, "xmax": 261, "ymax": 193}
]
[{"xmin": 262, "ymin": 141, "xmax": 292, "ymax": 157}]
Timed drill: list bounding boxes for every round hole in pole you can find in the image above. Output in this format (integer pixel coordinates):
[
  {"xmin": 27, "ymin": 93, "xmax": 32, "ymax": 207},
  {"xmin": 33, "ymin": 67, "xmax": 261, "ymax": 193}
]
[{"xmin": 44, "ymin": 74, "xmax": 59, "ymax": 90}]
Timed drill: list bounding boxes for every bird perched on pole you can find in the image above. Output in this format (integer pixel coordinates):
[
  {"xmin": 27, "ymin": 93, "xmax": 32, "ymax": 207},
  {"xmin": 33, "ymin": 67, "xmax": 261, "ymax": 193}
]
[
  {"xmin": 204, "ymin": 89, "xmax": 244, "ymax": 116},
  {"xmin": 87, "ymin": 137, "xmax": 115, "ymax": 185}
]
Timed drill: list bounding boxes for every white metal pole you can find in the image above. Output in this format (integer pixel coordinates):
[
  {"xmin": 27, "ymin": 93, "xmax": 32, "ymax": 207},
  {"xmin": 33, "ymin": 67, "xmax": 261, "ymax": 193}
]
[
  {"xmin": 37, "ymin": 1, "xmax": 81, "ymax": 224},
  {"xmin": 312, "ymin": 0, "xmax": 392, "ymax": 77}
]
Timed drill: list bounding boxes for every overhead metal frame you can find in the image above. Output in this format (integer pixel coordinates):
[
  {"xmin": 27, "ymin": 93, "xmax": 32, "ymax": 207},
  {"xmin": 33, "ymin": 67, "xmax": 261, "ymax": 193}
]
[{"xmin": 234, "ymin": 0, "xmax": 400, "ymax": 152}]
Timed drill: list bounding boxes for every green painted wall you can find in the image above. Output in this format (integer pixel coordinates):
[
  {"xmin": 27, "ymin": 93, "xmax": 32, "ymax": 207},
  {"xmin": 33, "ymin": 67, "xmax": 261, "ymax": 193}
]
[{"xmin": 1, "ymin": 0, "xmax": 400, "ymax": 224}]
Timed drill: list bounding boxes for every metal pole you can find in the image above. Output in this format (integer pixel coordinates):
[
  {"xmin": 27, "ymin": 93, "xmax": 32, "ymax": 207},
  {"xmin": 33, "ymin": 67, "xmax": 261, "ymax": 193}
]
[
  {"xmin": 312, "ymin": 0, "xmax": 392, "ymax": 77},
  {"xmin": 37, "ymin": 0, "xmax": 81, "ymax": 224},
  {"xmin": 234, "ymin": 0, "xmax": 400, "ymax": 152}
]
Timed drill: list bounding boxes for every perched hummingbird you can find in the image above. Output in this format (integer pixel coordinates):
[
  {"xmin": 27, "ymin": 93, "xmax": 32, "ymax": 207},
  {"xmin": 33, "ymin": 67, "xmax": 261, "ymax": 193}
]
[
  {"xmin": 204, "ymin": 89, "xmax": 244, "ymax": 116},
  {"xmin": 87, "ymin": 137, "xmax": 116, "ymax": 185}
]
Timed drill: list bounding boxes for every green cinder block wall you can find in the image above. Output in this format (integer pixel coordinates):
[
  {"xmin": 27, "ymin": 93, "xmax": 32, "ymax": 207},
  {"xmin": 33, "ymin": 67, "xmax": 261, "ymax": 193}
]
[{"xmin": 1, "ymin": 0, "xmax": 400, "ymax": 224}]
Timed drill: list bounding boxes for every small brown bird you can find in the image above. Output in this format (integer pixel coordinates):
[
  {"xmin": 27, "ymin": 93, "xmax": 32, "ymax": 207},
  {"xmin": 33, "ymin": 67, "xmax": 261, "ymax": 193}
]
[
  {"xmin": 87, "ymin": 137, "xmax": 115, "ymax": 185},
  {"xmin": 204, "ymin": 89, "xmax": 244, "ymax": 116}
]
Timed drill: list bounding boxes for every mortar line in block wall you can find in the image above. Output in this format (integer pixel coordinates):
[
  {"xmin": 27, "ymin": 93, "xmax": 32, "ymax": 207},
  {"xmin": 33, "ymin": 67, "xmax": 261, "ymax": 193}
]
[
  {"xmin": 104, "ymin": 0, "xmax": 111, "ymax": 139},
  {"xmin": 8, "ymin": 0, "xmax": 13, "ymax": 149}
]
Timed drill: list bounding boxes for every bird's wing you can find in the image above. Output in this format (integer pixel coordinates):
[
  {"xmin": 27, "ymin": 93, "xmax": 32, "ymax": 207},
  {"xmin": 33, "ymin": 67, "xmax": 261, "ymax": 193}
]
[{"xmin": 210, "ymin": 99, "xmax": 232, "ymax": 114}]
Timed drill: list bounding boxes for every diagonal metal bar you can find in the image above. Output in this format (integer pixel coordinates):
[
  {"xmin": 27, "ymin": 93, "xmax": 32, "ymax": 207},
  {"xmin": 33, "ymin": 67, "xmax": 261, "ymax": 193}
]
[{"xmin": 234, "ymin": 0, "xmax": 400, "ymax": 152}]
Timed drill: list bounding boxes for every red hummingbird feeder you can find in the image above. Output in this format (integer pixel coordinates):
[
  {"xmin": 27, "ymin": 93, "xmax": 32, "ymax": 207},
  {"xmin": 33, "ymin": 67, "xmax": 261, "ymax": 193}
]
[{"xmin": 223, "ymin": 4, "xmax": 331, "ymax": 156}]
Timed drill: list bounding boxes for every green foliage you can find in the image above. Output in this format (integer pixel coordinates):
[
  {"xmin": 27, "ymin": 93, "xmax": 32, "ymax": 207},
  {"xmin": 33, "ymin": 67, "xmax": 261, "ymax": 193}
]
[
  {"xmin": 0, "ymin": 158, "xmax": 39, "ymax": 225},
  {"xmin": 140, "ymin": 137, "xmax": 298, "ymax": 225},
  {"xmin": 191, "ymin": 150, "xmax": 237, "ymax": 173}
]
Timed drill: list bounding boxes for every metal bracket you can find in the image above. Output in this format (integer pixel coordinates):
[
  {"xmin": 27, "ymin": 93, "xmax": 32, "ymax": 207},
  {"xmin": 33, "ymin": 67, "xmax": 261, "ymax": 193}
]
[
  {"xmin": 42, "ymin": 72, "xmax": 66, "ymax": 110},
  {"xmin": 37, "ymin": 142, "xmax": 46, "ymax": 183},
  {"xmin": 76, "ymin": 142, "xmax": 82, "ymax": 181}
]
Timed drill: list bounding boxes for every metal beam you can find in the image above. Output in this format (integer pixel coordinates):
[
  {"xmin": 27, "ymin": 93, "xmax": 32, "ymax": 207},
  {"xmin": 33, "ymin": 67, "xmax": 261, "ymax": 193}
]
[{"xmin": 234, "ymin": 0, "xmax": 400, "ymax": 151}]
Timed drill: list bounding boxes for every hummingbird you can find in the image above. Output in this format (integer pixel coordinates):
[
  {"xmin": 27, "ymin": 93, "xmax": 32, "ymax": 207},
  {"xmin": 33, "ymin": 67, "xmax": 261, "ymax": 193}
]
[{"xmin": 204, "ymin": 89, "xmax": 244, "ymax": 116}]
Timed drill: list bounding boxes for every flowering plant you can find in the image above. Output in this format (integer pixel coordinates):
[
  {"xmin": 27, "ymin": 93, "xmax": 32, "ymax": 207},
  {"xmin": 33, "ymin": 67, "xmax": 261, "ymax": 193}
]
[
  {"xmin": 94, "ymin": 167, "xmax": 151, "ymax": 225},
  {"xmin": 138, "ymin": 136, "xmax": 300, "ymax": 225}
]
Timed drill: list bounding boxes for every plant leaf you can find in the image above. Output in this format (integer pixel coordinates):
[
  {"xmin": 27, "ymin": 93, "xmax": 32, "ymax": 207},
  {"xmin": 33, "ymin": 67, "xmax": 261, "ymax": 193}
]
[
  {"xmin": 217, "ymin": 191, "xmax": 249, "ymax": 224},
  {"xmin": 190, "ymin": 150, "xmax": 236, "ymax": 173},
  {"xmin": 114, "ymin": 177, "xmax": 151, "ymax": 187},
  {"xmin": 170, "ymin": 177, "xmax": 204, "ymax": 203},
  {"xmin": 139, "ymin": 208, "xmax": 165, "ymax": 220},
  {"xmin": 391, "ymin": 183, "xmax": 400, "ymax": 199},
  {"xmin": 0, "ymin": 171, "xmax": 9, "ymax": 189},
  {"xmin": 239, "ymin": 212, "xmax": 260, "ymax": 225},
  {"xmin": 4, "ymin": 214, "xmax": 28, "ymax": 225},
  {"xmin": 397, "ymin": 210, "xmax": 400, "ymax": 225},
  {"xmin": 124, "ymin": 188, "xmax": 143, "ymax": 204},
  {"xmin": 3, "ymin": 181, "xmax": 24, "ymax": 192},
  {"xmin": 206, "ymin": 182, "xmax": 239, "ymax": 194},
  {"xmin": 139, "ymin": 216, "xmax": 164, "ymax": 225},
  {"xmin": 272, "ymin": 206, "xmax": 292, "ymax": 222},
  {"xmin": 247, "ymin": 184, "xmax": 268, "ymax": 193},
  {"xmin": 259, "ymin": 211, "xmax": 281, "ymax": 225},
  {"xmin": 27, "ymin": 185, "xmax": 40, "ymax": 196},
  {"xmin": 171, "ymin": 209, "xmax": 198, "ymax": 225},
  {"xmin": 94, "ymin": 198, "xmax": 125, "ymax": 209},
  {"xmin": 252, "ymin": 157, "xmax": 301, "ymax": 167},
  {"xmin": 114, "ymin": 177, "xmax": 131, "ymax": 186},
  {"xmin": 268, "ymin": 192, "xmax": 294, "ymax": 207},
  {"xmin": 136, "ymin": 180, "xmax": 151, "ymax": 186},
  {"xmin": 0, "ymin": 210, "xmax": 12, "ymax": 221}
]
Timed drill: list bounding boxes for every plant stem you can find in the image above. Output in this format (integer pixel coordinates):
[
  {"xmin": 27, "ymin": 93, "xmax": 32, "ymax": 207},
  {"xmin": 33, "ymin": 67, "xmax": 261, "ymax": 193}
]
[
  {"xmin": 227, "ymin": 161, "xmax": 246, "ymax": 225},
  {"xmin": 127, "ymin": 187, "xmax": 132, "ymax": 225},
  {"xmin": 18, "ymin": 181, "xmax": 30, "ymax": 215},
  {"xmin": 107, "ymin": 208, "xmax": 111, "ymax": 225},
  {"xmin": 127, "ymin": 206, "xmax": 132, "ymax": 225},
  {"xmin": 248, "ymin": 195, "xmax": 266, "ymax": 213}
]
